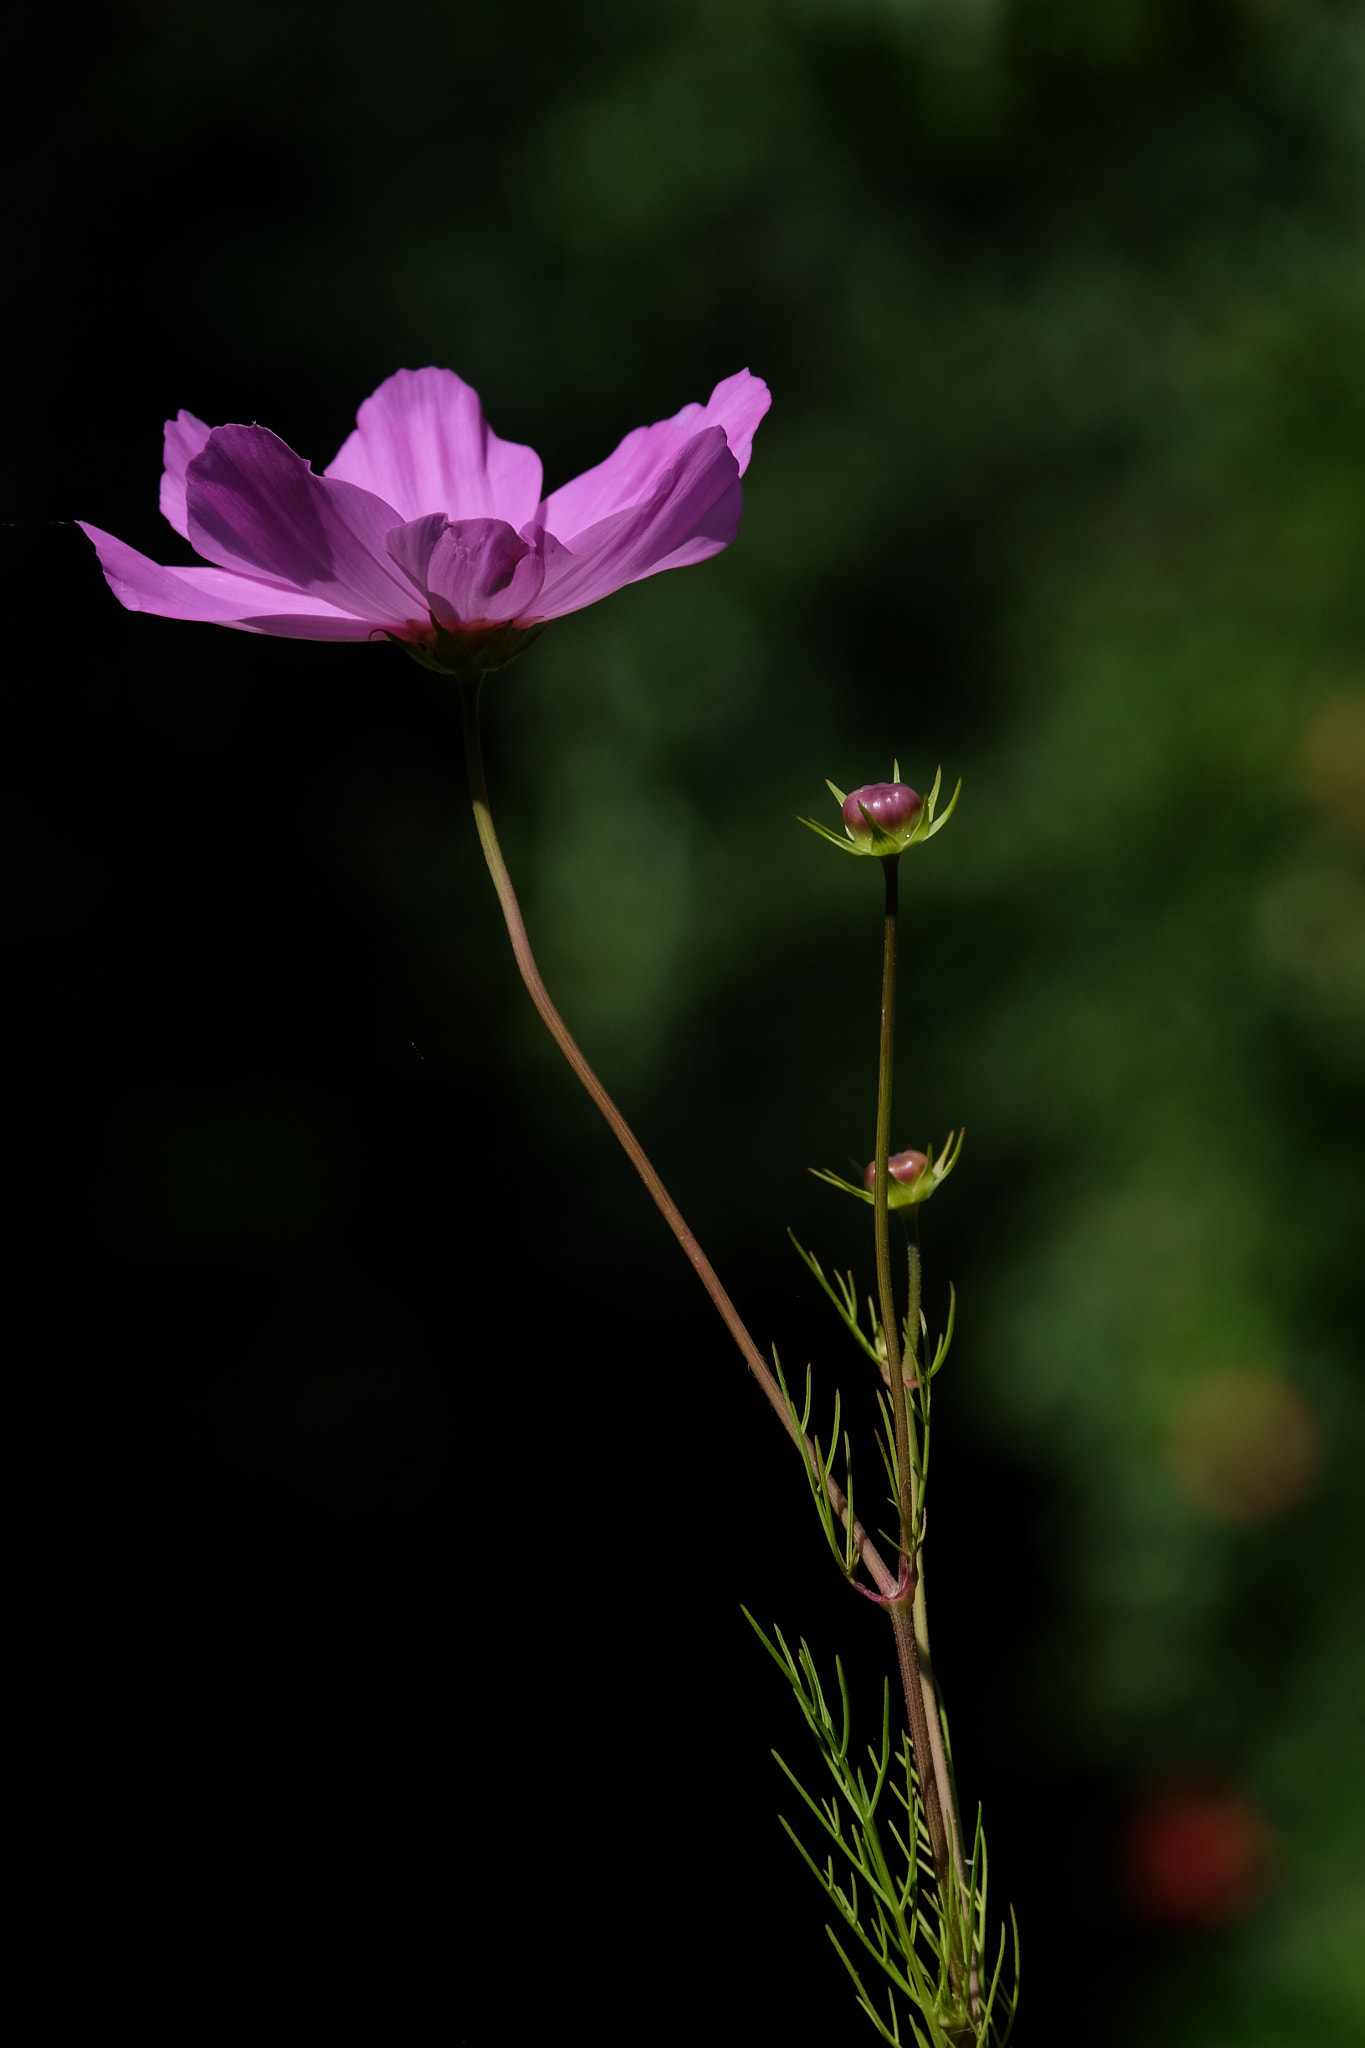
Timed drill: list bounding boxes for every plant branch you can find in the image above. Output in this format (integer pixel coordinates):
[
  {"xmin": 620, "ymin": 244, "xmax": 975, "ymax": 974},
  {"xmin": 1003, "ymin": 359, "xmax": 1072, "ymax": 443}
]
[
  {"xmin": 872, "ymin": 857, "xmax": 913, "ymax": 1548},
  {"xmin": 871, "ymin": 857, "xmax": 966, "ymax": 1974},
  {"xmin": 456, "ymin": 672, "xmax": 896, "ymax": 1594},
  {"xmin": 905, "ymin": 1212, "xmax": 971, "ymax": 1921}
]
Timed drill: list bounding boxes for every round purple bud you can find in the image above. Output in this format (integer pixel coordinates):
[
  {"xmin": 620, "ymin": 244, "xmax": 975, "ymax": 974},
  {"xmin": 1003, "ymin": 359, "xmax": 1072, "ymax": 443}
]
[
  {"xmin": 864, "ymin": 1148, "xmax": 929, "ymax": 1192},
  {"xmin": 841, "ymin": 781, "xmax": 923, "ymax": 847}
]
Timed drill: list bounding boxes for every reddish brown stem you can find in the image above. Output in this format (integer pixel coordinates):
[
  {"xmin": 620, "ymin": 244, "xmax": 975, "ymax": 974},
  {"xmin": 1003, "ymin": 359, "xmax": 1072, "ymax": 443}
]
[{"xmin": 457, "ymin": 673, "xmax": 895, "ymax": 1595}]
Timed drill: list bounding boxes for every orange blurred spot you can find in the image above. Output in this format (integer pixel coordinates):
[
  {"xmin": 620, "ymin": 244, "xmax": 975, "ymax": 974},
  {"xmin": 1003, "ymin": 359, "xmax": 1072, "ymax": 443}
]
[
  {"xmin": 1301, "ymin": 693, "xmax": 1365, "ymax": 847},
  {"xmin": 1166, "ymin": 1371, "xmax": 1321, "ymax": 1523},
  {"xmin": 1125, "ymin": 1789, "xmax": 1275, "ymax": 1924}
]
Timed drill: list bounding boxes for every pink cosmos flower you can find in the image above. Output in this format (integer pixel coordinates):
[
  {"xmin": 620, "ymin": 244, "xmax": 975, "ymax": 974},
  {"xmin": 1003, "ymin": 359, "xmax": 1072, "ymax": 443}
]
[{"xmin": 80, "ymin": 366, "xmax": 771, "ymax": 670}]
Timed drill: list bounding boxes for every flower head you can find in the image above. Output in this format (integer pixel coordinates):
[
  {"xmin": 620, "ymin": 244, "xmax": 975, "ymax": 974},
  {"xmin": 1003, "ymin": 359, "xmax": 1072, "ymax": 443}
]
[
  {"xmin": 80, "ymin": 366, "xmax": 771, "ymax": 671},
  {"xmin": 841, "ymin": 781, "xmax": 923, "ymax": 850},
  {"xmin": 798, "ymin": 762, "xmax": 961, "ymax": 857},
  {"xmin": 864, "ymin": 1148, "xmax": 928, "ymax": 1193},
  {"xmin": 812, "ymin": 1130, "xmax": 964, "ymax": 1210}
]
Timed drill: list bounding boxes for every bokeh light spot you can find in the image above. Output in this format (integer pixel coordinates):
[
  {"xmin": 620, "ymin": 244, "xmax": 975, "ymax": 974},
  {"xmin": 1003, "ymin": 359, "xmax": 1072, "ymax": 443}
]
[
  {"xmin": 1125, "ymin": 1788, "xmax": 1276, "ymax": 1925},
  {"xmin": 1300, "ymin": 692, "xmax": 1365, "ymax": 847},
  {"xmin": 1165, "ymin": 1370, "xmax": 1322, "ymax": 1524}
]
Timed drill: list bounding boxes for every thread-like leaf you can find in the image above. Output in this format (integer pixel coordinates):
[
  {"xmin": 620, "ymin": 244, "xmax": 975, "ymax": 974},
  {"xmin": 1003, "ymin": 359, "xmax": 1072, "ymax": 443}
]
[{"xmin": 754, "ymin": 1624, "xmax": 1017, "ymax": 2046}]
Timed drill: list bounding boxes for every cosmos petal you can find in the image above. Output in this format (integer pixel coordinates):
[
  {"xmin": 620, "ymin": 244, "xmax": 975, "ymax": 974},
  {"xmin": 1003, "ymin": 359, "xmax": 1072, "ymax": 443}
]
[
  {"xmin": 185, "ymin": 424, "xmax": 425, "ymax": 627},
  {"xmin": 542, "ymin": 369, "xmax": 768, "ymax": 542},
  {"xmin": 326, "ymin": 367, "xmax": 544, "ymax": 528}
]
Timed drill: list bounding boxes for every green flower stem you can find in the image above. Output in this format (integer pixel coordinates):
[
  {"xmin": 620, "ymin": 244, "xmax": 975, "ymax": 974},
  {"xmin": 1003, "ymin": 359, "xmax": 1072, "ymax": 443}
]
[
  {"xmin": 872, "ymin": 857, "xmax": 965, "ymax": 1959},
  {"xmin": 905, "ymin": 1209, "xmax": 970, "ymax": 1921},
  {"xmin": 871, "ymin": 855, "xmax": 911, "ymax": 1541},
  {"xmin": 456, "ymin": 673, "xmax": 895, "ymax": 1590}
]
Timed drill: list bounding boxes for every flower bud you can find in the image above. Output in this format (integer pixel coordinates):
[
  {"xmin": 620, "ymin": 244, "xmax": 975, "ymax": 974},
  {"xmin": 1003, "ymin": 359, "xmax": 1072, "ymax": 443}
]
[
  {"xmin": 799, "ymin": 763, "xmax": 957, "ymax": 859},
  {"xmin": 864, "ymin": 1148, "xmax": 928, "ymax": 1192},
  {"xmin": 841, "ymin": 781, "xmax": 923, "ymax": 851},
  {"xmin": 812, "ymin": 1129, "xmax": 962, "ymax": 1210}
]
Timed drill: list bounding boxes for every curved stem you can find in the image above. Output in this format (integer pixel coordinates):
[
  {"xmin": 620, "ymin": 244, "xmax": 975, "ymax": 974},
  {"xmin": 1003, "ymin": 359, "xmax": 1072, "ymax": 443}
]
[{"xmin": 456, "ymin": 673, "xmax": 895, "ymax": 1594}]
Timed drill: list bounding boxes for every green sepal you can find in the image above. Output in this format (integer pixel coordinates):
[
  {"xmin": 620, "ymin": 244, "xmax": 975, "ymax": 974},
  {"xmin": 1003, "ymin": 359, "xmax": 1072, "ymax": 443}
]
[
  {"xmin": 860, "ymin": 806, "xmax": 911, "ymax": 857},
  {"xmin": 910, "ymin": 766, "xmax": 963, "ymax": 846},
  {"xmin": 391, "ymin": 618, "xmax": 546, "ymax": 675},
  {"xmin": 799, "ymin": 813, "xmax": 865, "ymax": 854}
]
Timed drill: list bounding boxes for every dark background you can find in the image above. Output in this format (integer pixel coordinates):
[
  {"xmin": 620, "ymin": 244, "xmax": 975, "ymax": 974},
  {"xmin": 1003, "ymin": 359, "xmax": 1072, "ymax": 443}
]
[{"xmin": 6, "ymin": 2, "xmax": 1364, "ymax": 2041}]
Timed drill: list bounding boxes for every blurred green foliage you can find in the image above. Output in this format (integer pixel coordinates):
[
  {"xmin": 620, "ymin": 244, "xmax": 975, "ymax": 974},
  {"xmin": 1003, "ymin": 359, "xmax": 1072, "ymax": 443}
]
[{"xmin": 11, "ymin": 0, "xmax": 1365, "ymax": 2039}]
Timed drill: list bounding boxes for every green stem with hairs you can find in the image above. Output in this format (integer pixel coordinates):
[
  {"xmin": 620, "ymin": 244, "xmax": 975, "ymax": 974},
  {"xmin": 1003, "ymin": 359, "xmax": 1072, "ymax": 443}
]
[
  {"xmin": 872, "ymin": 856, "xmax": 970, "ymax": 2006},
  {"xmin": 905, "ymin": 1205, "xmax": 971, "ymax": 1921}
]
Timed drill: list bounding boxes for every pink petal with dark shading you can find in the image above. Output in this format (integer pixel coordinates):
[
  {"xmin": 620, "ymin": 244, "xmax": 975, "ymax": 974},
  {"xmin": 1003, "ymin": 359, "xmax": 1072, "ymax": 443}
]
[
  {"xmin": 185, "ymin": 425, "xmax": 424, "ymax": 628},
  {"xmin": 542, "ymin": 369, "xmax": 769, "ymax": 542},
  {"xmin": 82, "ymin": 364, "xmax": 768, "ymax": 655},
  {"xmin": 325, "ymin": 367, "xmax": 544, "ymax": 529},
  {"xmin": 159, "ymin": 410, "xmax": 211, "ymax": 539},
  {"xmin": 234, "ymin": 609, "xmax": 394, "ymax": 641},
  {"xmin": 76, "ymin": 524, "xmax": 381, "ymax": 637},
  {"xmin": 535, "ymin": 428, "xmax": 742, "ymax": 620}
]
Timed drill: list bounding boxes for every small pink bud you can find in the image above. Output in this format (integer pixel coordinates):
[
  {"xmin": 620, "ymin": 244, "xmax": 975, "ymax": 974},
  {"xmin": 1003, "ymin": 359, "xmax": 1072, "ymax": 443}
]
[
  {"xmin": 841, "ymin": 781, "xmax": 923, "ymax": 848},
  {"xmin": 864, "ymin": 1148, "xmax": 928, "ymax": 1191}
]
